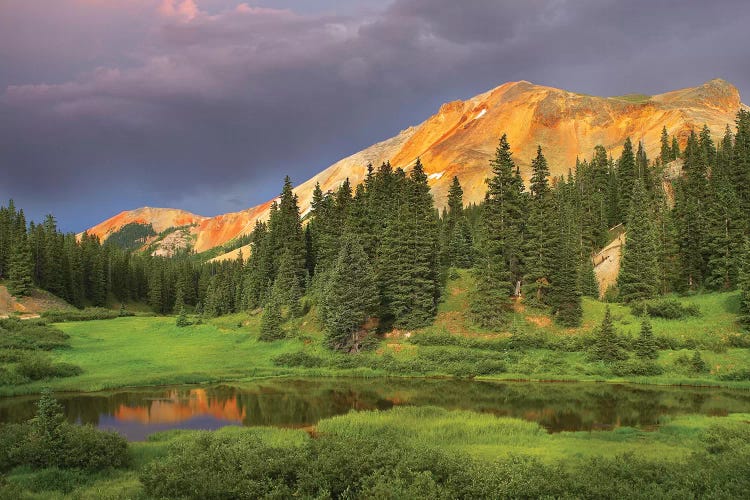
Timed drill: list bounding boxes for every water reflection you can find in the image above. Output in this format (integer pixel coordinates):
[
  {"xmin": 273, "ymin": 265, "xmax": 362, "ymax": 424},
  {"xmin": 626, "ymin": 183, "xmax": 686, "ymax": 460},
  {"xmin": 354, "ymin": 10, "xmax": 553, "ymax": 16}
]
[{"xmin": 1, "ymin": 379, "xmax": 748, "ymax": 441}]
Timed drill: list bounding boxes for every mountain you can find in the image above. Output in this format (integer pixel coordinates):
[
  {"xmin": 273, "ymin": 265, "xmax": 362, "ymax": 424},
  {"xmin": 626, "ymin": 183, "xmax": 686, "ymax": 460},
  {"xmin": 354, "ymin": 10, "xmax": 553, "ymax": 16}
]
[{"xmin": 85, "ymin": 79, "xmax": 747, "ymax": 258}]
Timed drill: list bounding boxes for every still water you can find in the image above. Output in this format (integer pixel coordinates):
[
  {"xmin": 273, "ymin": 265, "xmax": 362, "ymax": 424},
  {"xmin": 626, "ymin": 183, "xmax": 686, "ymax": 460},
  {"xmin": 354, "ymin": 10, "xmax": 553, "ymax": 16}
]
[{"xmin": 1, "ymin": 378, "xmax": 749, "ymax": 441}]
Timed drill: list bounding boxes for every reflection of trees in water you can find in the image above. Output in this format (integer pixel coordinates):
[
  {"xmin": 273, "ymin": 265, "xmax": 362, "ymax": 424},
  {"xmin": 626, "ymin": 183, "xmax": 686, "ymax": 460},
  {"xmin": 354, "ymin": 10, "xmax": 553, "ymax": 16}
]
[{"xmin": 1, "ymin": 380, "xmax": 749, "ymax": 434}]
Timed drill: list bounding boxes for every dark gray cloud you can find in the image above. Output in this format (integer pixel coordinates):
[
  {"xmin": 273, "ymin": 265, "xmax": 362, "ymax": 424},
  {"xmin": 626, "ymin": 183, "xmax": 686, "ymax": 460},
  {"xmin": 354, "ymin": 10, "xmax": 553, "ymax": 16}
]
[{"xmin": 1, "ymin": 0, "xmax": 749, "ymax": 231}]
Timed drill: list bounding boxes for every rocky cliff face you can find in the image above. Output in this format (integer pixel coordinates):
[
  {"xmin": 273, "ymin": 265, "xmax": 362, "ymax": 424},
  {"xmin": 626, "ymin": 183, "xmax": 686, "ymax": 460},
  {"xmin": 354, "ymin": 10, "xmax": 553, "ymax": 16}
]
[{"xmin": 85, "ymin": 79, "xmax": 746, "ymax": 258}]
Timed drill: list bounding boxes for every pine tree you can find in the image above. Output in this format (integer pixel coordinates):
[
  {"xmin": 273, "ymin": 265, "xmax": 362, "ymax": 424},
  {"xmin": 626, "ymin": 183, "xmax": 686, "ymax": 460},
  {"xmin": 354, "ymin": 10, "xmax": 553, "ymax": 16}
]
[
  {"xmin": 442, "ymin": 176, "xmax": 473, "ymax": 268},
  {"xmin": 589, "ymin": 307, "xmax": 628, "ymax": 362},
  {"xmin": 175, "ymin": 302, "xmax": 189, "ymax": 328},
  {"xmin": 618, "ymin": 179, "xmax": 659, "ymax": 302},
  {"xmin": 738, "ymin": 239, "xmax": 750, "ymax": 330},
  {"xmin": 470, "ymin": 135, "xmax": 523, "ymax": 328},
  {"xmin": 704, "ymin": 174, "xmax": 744, "ymax": 290},
  {"xmin": 259, "ymin": 293, "xmax": 284, "ymax": 341},
  {"xmin": 378, "ymin": 159, "xmax": 439, "ymax": 329},
  {"xmin": 634, "ymin": 319, "xmax": 659, "ymax": 360},
  {"xmin": 322, "ymin": 235, "xmax": 378, "ymax": 351},
  {"xmin": 578, "ymin": 255, "xmax": 599, "ymax": 298},
  {"xmin": 660, "ymin": 126, "xmax": 671, "ymax": 164},
  {"xmin": 671, "ymin": 136, "xmax": 680, "ymax": 161},
  {"xmin": 523, "ymin": 146, "xmax": 555, "ymax": 304},
  {"xmin": 674, "ymin": 131, "xmax": 709, "ymax": 289},
  {"xmin": 9, "ymin": 230, "xmax": 33, "ymax": 296},
  {"xmin": 617, "ymin": 137, "xmax": 637, "ymax": 218},
  {"xmin": 272, "ymin": 250, "xmax": 303, "ymax": 318},
  {"xmin": 548, "ymin": 201, "xmax": 582, "ymax": 327}
]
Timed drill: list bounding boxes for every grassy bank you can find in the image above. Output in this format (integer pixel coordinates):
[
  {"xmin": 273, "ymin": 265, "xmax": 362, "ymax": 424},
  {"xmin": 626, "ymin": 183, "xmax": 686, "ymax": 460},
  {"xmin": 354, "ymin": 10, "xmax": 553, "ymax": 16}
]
[{"xmin": 3, "ymin": 406, "xmax": 749, "ymax": 498}]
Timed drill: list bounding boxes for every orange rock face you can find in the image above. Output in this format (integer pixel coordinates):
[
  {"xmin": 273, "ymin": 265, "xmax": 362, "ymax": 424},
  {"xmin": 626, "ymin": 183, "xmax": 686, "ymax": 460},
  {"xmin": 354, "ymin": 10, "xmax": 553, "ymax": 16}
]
[{"xmin": 86, "ymin": 79, "xmax": 747, "ymax": 258}]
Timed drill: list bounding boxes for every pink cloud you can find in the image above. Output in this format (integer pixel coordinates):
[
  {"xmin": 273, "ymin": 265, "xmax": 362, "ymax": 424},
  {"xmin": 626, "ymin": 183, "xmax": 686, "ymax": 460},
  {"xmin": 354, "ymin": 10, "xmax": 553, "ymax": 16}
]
[{"xmin": 159, "ymin": 0, "xmax": 200, "ymax": 21}]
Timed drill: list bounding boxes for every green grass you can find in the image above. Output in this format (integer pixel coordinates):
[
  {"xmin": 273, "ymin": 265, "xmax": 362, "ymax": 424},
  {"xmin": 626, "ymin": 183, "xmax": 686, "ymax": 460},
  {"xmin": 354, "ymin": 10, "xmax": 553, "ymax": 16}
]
[
  {"xmin": 317, "ymin": 405, "xmax": 746, "ymax": 463},
  {"xmin": 2, "ymin": 270, "xmax": 749, "ymax": 396},
  {"xmin": 5, "ymin": 406, "xmax": 749, "ymax": 498}
]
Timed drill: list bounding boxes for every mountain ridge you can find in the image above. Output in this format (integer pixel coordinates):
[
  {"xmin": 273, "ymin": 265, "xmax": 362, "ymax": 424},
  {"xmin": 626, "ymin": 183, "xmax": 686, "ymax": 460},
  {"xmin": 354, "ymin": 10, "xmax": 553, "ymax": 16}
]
[{"xmin": 83, "ymin": 79, "xmax": 747, "ymax": 258}]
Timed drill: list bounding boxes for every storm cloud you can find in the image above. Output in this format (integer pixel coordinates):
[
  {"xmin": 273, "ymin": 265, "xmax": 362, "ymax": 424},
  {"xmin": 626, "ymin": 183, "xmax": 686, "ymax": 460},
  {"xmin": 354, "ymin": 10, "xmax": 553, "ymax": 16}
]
[{"xmin": 1, "ymin": 0, "xmax": 749, "ymax": 231}]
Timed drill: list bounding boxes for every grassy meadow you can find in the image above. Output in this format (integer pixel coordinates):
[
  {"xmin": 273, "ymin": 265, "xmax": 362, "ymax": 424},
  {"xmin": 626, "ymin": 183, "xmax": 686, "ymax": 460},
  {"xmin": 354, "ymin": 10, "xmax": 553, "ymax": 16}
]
[{"xmin": 2, "ymin": 270, "xmax": 749, "ymax": 396}]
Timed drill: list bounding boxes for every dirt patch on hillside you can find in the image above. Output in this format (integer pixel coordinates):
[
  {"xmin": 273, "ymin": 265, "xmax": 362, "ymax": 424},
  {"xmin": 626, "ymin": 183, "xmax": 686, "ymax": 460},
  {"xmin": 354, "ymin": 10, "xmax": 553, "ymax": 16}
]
[
  {"xmin": 525, "ymin": 315, "xmax": 552, "ymax": 328},
  {"xmin": 0, "ymin": 285, "xmax": 73, "ymax": 318}
]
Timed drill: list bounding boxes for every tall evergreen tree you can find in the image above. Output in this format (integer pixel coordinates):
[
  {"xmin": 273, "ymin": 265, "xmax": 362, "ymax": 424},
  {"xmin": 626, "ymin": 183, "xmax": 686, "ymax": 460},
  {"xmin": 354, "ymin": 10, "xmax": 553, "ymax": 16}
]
[
  {"xmin": 442, "ymin": 176, "xmax": 473, "ymax": 268},
  {"xmin": 470, "ymin": 135, "xmax": 523, "ymax": 328},
  {"xmin": 523, "ymin": 146, "xmax": 555, "ymax": 304},
  {"xmin": 589, "ymin": 307, "xmax": 628, "ymax": 362},
  {"xmin": 272, "ymin": 250, "xmax": 303, "ymax": 318},
  {"xmin": 618, "ymin": 179, "xmax": 659, "ymax": 302},
  {"xmin": 259, "ymin": 293, "xmax": 284, "ymax": 341},
  {"xmin": 8, "ymin": 230, "xmax": 33, "ymax": 296},
  {"xmin": 322, "ymin": 235, "xmax": 378, "ymax": 351},
  {"xmin": 617, "ymin": 137, "xmax": 637, "ymax": 218},
  {"xmin": 660, "ymin": 126, "xmax": 671, "ymax": 164},
  {"xmin": 634, "ymin": 319, "xmax": 659, "ymax": 360},
  {"xmin": 738, "ymin": 239, "xmax": 750, "ymax": 330},
  {"xmin": 548, "ymin": 200, "xmax": 582, "ymax": 327},
  {"xmin": 378, "ymin": 159, "xmax": 440, "ymax": 329}
]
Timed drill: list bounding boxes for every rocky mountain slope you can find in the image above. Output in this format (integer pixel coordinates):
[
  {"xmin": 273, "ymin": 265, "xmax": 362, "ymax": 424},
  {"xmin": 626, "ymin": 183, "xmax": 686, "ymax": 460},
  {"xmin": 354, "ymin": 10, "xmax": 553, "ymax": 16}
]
[{"xmin": 85, "ymin": 79, "xmax": 747, "ymax": 258}]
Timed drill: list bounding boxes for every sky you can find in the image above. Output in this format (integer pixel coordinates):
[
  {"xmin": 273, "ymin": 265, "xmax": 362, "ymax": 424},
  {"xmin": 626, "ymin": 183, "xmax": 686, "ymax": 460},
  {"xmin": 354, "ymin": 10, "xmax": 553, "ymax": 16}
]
[{"xmin": 1, "ymin": 0, "xmax": 749, "ymax": 232}]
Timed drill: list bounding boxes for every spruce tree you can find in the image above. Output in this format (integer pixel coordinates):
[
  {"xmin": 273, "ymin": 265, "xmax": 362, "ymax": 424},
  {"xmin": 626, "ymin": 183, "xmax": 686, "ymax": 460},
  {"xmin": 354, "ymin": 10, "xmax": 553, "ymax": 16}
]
[
  {"xmin": 272, "ymin": 250, "xmax": 303, "ymax": 318},
  {"xmin": 9, "ymin": 231, "xmax": 33, "ymax": 296},
  {"xmin": 671, "ymin": 136, "xmax": 680, "ymax": 161},
  {"xmin": 378, "ymin": 159, "xmax": 440, "ymax": 329},
  {"xmin": 660, "ymin": 126, "xmax": 671, "ymax": 164},
  {"xmin": 548, "ymin": 202, "xmax": 582, "ymax": 327},
  {"xmin": 617, "ymin": 137, "xmax": 637, "ymax": 218},
  {"xmin": 634, "ymin": 319, "xmax": 659, "ymax": 360},
  {"xmin": 589, "ymin": 307, "xmax": 628, "ymax": 362},
  {"xmin": 322, "ymin": 235, "xmax": 378, "ymax": 351},
  {"xmin": 259, "ymin": 293, "xmax": 284, "ymax": 341},
  {"xmin": 674, "ymin": 131, "xmax": 709, "ymax": 289},
  {"xmin": 175, "ymin": 302, "xmax": 189, "ymax": 328},
  {"xmin": 617, "ymin": 179, "xmax": 659, "ymax": 302},
  {"xmin": 442, "ymin": 176, "xmax": 473, "ymax": 268},
  {"xmin": 578, "ymin": 255, "xmax": 600, "ymax": 298},
  {"xmin": 470, "ymin": 135, "xmax": 522, "ymax": 328},
  {"xmin": 523, "ymin": 146, "xmax": 555, "ymax": 304},
  {"xmin": 738, "ymin": 239, "xmax": 750, "ymax": 330}
]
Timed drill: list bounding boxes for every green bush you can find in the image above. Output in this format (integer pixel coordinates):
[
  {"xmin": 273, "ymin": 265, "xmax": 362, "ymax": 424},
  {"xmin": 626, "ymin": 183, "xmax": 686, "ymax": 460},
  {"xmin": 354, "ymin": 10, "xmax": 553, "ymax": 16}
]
[
  {"xmin": 15, "ymin": 353, "xmax": 82, "ymax": 381},
  {"xmin": 41, "ymin": 308, "xmax": 121, "ymax": 322},
  {"xmin": 272, "ymin": 351, "xmax": 326, "ymax": 368},
  {"xmin": 0, "ymin": 366, "xmax": 29, "ymax": 386},
  {"xmin": 1, "ymin": 391, "xmax": 130, "ymax": 473},
  {"xmin": 632, "ymin": 299, "xmax": 701, "ymax": 319},
  {"xmin": 717, "ymin": 369, "xmax": 750, "ymax": 381},
  {"xmin": 0, "ymin": 319, "xmax": 70, "ymax": 351},
  {"xmin": 612, "ymin": 359, "xmax": 664, "ymax": 376}
]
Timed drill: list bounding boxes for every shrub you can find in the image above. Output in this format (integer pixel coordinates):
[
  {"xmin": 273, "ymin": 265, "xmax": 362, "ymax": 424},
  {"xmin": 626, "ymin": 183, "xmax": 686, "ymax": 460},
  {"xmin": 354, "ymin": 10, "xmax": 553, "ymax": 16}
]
[
  {"xmin": 272, "ymin": 351, "xmax": 325, "ymax": 368},
  {"xmin": 633, "ymin": 299, "xmax": 701, "ymax": 320},
  {"xmin": 612, "ymin": 359, "xmax": 664, "ymax": 376},
  {"xmin": 0, "ymin": 366, "xmax": 29, "ymax": 386},
  {"xmin": 41, "ymin": 308, "xmax": 121, "ymax": 322},
  {"xmin": 716, "ymin": 369, "xmax": 750, "ymax": 381},
  {"xmin": 674, "ymin": 351, "xmax": 709, "ymax": 374},
  {"xmin": 4, "ymin": 390, "xmax": 130, "ymax": 472},
  {"xmin": 0, "ymin": 319, "xmax": 69, "ymax": 351},
  {"xmin": 16, "ymin": 353, "xmax": 82, "ymax": 381}
]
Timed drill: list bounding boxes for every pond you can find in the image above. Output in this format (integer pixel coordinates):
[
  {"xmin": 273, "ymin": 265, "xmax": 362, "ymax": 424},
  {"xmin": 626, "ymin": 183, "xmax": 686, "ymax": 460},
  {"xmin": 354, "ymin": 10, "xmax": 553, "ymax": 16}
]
[{"xmin": 1, "ymin": 378, "xmax": 748, "ymax": 441}]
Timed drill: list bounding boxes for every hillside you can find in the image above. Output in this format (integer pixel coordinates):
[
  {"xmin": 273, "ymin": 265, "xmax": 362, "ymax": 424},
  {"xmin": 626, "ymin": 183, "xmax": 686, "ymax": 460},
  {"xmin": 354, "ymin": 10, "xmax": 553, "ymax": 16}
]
[
  {"xmin": 85, "ymin": 79, "xmax": 747, "ymax": 258},
  {"xmin": 0, "ymin": 285, "xmax": 74, "ymax": 319}
]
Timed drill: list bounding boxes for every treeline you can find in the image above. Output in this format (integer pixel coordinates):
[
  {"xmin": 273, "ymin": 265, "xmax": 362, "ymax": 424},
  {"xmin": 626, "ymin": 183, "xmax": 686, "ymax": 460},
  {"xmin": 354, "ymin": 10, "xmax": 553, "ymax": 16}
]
[{"xmin": 2, "ymin": 110, "xmax": 750, "ymax": 344}]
